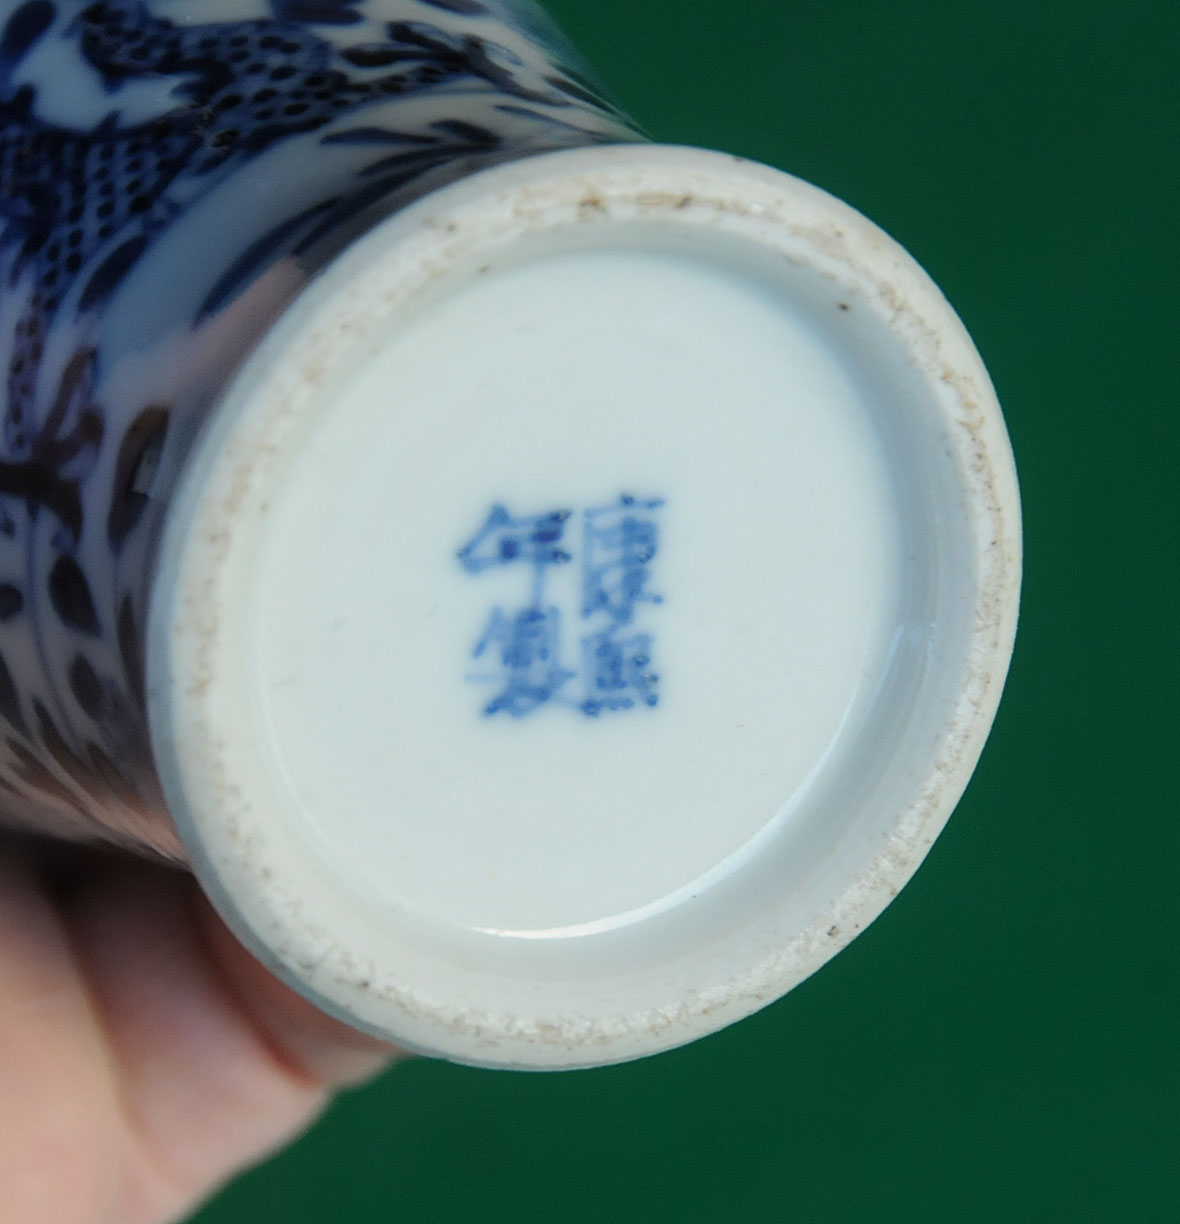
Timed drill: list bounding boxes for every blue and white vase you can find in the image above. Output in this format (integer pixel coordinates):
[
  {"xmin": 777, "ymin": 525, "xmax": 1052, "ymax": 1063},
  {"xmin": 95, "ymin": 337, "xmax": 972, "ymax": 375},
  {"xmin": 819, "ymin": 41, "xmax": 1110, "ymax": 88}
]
[
  {"xmin": 0, "ymin": 0, "xmax": 634, "ymax": 852},
  {"xmin": 0, "ymin": 0, "xmax": 1020, "ymax": 1067}
]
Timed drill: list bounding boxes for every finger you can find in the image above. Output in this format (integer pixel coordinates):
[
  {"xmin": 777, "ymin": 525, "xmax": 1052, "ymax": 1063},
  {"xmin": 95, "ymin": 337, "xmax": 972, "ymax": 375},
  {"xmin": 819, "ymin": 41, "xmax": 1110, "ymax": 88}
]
[
  {"xmin": 0, "ymin": 851, "xmax": 124, "ymax": 1224},
  {"xmin": 63, "ymin": 857, "xmax": 354, "ymax": 1223},
  {"xmin": 195, "ymin": 899, "xmax": 402, "ymax": 1088}
]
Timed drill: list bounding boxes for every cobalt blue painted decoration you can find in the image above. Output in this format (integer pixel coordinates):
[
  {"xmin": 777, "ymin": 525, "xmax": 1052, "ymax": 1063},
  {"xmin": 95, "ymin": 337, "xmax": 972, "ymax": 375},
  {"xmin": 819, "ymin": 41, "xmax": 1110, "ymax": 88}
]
[
  {"xmin": 0, "ymin": 0, "xmax": 636, "ymax": 851},
  {"xmin": 460, "ymin": 495, "xmax": 664, "ymax": 719}
]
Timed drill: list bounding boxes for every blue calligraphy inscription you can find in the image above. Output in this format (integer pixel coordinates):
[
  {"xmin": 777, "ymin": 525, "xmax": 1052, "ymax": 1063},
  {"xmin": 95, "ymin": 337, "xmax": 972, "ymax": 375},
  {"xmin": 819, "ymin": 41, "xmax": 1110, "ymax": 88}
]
[{"xmin": 458, "ymin": 495, "xmax": 665, "ymax": 718}]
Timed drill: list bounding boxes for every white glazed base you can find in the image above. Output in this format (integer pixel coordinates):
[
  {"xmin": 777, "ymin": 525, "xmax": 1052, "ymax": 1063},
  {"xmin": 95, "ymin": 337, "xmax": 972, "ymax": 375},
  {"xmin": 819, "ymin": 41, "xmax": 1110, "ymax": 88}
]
[{"xmin": 146, "ymin": 145, "xmax": 1020, "ymax": 1068}]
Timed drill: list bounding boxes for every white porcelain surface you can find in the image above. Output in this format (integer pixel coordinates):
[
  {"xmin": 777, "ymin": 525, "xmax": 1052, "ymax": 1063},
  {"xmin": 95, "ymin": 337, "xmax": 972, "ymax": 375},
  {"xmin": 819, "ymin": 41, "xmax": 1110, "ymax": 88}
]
[{"xmin": 148, "ymin": 144, "xmax": 1021, "ymax": 1067}]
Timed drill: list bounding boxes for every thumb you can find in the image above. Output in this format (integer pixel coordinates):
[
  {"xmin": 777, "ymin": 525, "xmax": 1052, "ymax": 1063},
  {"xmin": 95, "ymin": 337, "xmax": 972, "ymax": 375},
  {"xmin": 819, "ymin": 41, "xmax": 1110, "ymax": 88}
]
[{"xmin": 194, "ymin": 897, "xmax": 405, "ymax": 1089}]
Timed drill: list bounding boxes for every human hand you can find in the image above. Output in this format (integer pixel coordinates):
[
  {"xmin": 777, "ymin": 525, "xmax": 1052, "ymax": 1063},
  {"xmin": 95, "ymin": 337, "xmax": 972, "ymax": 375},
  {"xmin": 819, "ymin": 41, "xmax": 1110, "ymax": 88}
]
[{"xmin": 0, "ymin": 835, "xmax": 400, "ymax": 1224}]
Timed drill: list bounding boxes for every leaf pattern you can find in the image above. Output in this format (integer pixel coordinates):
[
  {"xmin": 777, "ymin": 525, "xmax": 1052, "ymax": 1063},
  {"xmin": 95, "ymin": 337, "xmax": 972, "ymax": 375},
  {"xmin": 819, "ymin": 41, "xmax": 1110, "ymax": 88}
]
[{"xmin": 48, "ymin": 555, "xmax": 100, "ymax": 635}]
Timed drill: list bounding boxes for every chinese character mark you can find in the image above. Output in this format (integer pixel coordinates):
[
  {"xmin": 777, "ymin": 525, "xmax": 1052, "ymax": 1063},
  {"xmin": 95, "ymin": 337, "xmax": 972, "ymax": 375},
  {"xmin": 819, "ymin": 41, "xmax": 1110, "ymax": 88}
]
[
  {"xmin": 457, "ymin": 503, "xmax": 572, "ymax": 606},
  {"xmin": 459, "ymin": 503, "xmax": 574, "ymax": 716},
  {"xmin": 580, "ymin": 629, "xmax": 658, "ymax": 716},
  {"xmin": 459, "ymin": 495, "xmax": 664, "ymax": 719},
  {"xmin": 577, "ymin": 495, "xmax": 664, "ymax": 715},
  {"xmin": 472, "ymin": 606, "xmax": 575, "ymax": 719},
  {"xmin": 582, "ymin": 494, "xmax": 665, "ymax": 628}
]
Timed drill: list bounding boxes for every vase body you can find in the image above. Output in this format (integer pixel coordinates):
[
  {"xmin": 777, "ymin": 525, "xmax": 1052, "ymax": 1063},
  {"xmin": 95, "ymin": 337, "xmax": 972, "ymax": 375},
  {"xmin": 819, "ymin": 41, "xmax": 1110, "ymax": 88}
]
[
  {"xmin": 0, "ymin": 0, "xmax": 634, "ymax": 855},
  {"xmin": 0, "ymin": 0, "xmax": 1021, "ymax": 1068}
]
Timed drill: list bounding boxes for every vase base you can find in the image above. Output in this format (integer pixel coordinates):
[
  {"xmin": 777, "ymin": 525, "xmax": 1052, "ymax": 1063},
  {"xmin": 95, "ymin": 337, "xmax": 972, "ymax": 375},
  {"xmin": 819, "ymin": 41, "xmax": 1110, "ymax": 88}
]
[{"xmin": 147, "ymin": 144, "xmax": 1019, "ymax": 1068}]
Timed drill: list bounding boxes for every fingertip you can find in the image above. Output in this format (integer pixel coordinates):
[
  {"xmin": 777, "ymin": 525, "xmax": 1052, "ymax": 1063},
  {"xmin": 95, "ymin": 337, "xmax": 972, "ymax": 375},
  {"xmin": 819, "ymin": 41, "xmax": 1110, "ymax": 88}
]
[{"xmin": 194, "ymin": 896, "xmax": 409, "ymax": 1090}]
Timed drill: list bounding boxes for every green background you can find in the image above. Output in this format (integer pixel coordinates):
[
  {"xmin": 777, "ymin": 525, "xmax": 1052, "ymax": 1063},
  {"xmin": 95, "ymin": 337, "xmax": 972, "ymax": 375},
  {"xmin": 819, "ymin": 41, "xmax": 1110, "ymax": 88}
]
[{"xmin": 195, "ymin": 1, "xmax": 1177, "ymax": 1220}]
